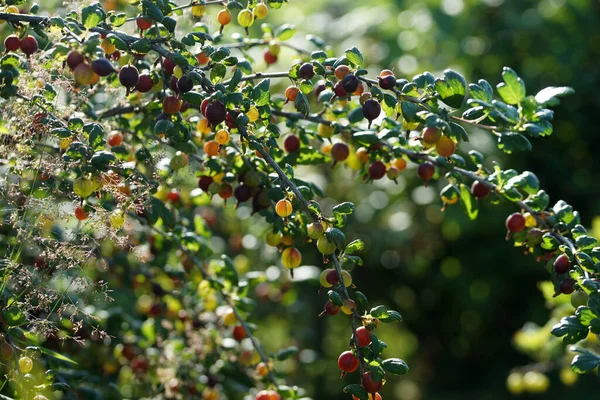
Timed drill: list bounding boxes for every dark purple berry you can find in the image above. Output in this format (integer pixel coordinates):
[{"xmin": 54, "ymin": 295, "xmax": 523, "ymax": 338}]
[
  {"xmin": 377, "ymin": 75, "xmax": 396, "ymax": 90},
  {"xmin": 418, "ymin": 162, "xmax": 435, "ymax": 181},
  {"xmin": 177, "ymin": 75, "xmax": 194, "ymax": 93},
  {"xmin": 342, "ymin": 74, "xmax": 359, "ymax": 94},
  {"xmin": 91, "ymin": 58, "xmax": 116, "ymax": 77},
  {"xmin": 559, "ymin": 277, "xmax": 576, "ymax": 295},
  {"xmin": 234, "ymin": 184, "xmax": 252, "ymax": 203},
  {"xmin": 298, "ymin": 63, "xmax": 315, "ymax": 79},
  {"xmin": 368, "ymin": 161, "xmax": 386, "ymax": 180},
  {"xmin": 119, "ymin": 65, "xmax": 139, "ymax": 94},
  {"xmin": 205, "ymin": 101, "xmax": 226, "ymax": 125},
  {"xmin": 553, "ymin": 254, "xmax": 570, "ymax": 274},
  {"xmin": 362, "ymin": 99, "xmax": 381, "ymax": 128}
]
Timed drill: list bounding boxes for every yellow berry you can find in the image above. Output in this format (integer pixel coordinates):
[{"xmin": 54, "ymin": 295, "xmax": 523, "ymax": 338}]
[
  {"xmin": 173, "ymin": 65, "xmax": 184, "ymax": 79},
  {"xmin": 318, "ymin": 123, "xmax": 334, "ymax": 138},
  {"xmin": 341, "ymin": 299, "xmax": 356, "ymax": 315},
  {"xmin": 237, "ymin": 9, "xmax": 254, "ymax": 28},
  {"xmin": 275, "ymin": 199, "xmax": 293, "ymax": 217},
  {"xmin": 197, "ymin": 118, "xmax": 212, "ymax": 135},
  {"xmin": 254, "ymin": 3, "xmax": 269, "ymax": 19},
  {"xmin": 191, "ymin": 5, "xmax": 206, "ymax": 17},
  {"xmin": 281, "ymin": 247, "xmax": 302, "ymax": 269},
  {"xmin": 19, "ymin": 356, "xmax": 33, "ymax": 374},
  {"xmin": 215, "ymin": 129, "xmax": 230, "ymax": 145},
  {"xmin": 265, "ymin": 231, "xmax": 281, "ymax": 247},
  {"xmin": 246, "ymin": 106, "xmax": 259, "ymax": 122}
]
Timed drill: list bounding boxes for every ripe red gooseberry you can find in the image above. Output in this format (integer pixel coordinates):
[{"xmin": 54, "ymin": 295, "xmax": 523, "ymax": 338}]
[
  {"xmin": 553, "ymin": 254, "xmax": 570, "ymax": 274},
  {"xmin": 362, "ymin": 371, "xmax": 383, "ymax": 393},
  {"xmin": 337, "ymin": 351, "xmax": 359, "ymax": 373},
  {"xmin": 505, "ymin": 213, "xmax": 526, "ymax": 233}
]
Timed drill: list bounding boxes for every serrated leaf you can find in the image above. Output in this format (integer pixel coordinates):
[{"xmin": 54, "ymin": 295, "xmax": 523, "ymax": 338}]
[
  {"xmin": 345, "ymin": 239, "xmax": 364, "ymax": 255},
  {"xmin": 535, "ymin": 86, "xmax": 574, "ymax": 106},
  {"xmin": 497, "ymin": 132, "xmax": 532, "ymax": 153},
  {"xmin": 345, "ymin": 47, "xmax": 363, "ymax": 66},
  {"xmin": 496, "ymin": 67, "xmax": 526, "ymax": 104},
  {"xmin": 252, "ymin": 79, "xmax": 270, "ymax": 107},
  {"xmin": 459, "ymin": 183, "xmax": 478, "ymax": 220},
  {"xmin": 551, "ymin": 316, "xmax": 589, "ymax": 344},
  {"xmin": 434, "ymin": 69, "xmax": 466, "ymax": 109},
  {"xmin": 81, "ymin": 3, "xmax": 106, "ymax": 29}
]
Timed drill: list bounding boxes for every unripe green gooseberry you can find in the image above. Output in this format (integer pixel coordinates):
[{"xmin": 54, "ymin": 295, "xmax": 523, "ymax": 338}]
[
  {"xmin": 73, "ymin": 177, "xmax": 94, "ymax": 198},
  {"xmin": 266, "ymin": 231, "xmax": 281, "ymax": 247},
  {"xmin": 317, "ymin": 236, "xmax": 336, "ymax": 254},
  {"xmin": 19, "ymin": 356, "xmax": 33, "ymax": 373},
  {"xmin": 307, "ymin": 222, "xmax": 324, "ymax": 239},
  {"xmin": 237, "ymin": 9, "xmax": 254, "ymax": 28},
  {"xmin": 170, "ymin": 151, "xmax": 188, "ymax": 170},
  {"xmin": 571, "ymin": 290, "xmax": 589, "ymax": 308}
]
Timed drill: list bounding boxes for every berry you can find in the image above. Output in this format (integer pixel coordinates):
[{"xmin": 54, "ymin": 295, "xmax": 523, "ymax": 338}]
[
  {"xmin": 161, "ymin": 96, "xmax": 181, "ymax": 115},
  {"xmin": 66, "ymin": 50, "xmax": 85, "ymax": 70},
  {"xmin": 232, "ymin": 325, "xmax": 246, "ymax": 341},
  {"xmin": 356, "ymin": 326, "xmax": 371, "ymax": 347},
  {"xmin": 553, "ymin": 254, "xmax": 570, "ymax": 274},
  {"xmin": 422, "ymin": 127, "xmax": 441, "ymax": 146},
  {"xmin": 275, "ymin": 199, "xmax": 293, "ymax": 217},
  {"xmin": 204, "ymin": 140, "xmax": 220, "ymax": 157},
  {"xmin": 234, "ymin": 184, "xmax": 252, "ymax": 203},
  {"xmin": 237, "ymin": 9, "xmax": 254, "ymax": 33},
  {"xmin": 436, "ymin": 135, "xmax": 456, "ymax": 157},
  {"xmin": 325, "ymin": 269, "xmax": 340, "ymax": 285},
  {"xmin": 73, "ymin": 177, "xmax": 94, "ymax": 198},
  {"xmin": 169, "ymin": 76, "xmax": 180, "ymax": 93},
  {"xmin": 191, "ymin": 5, "xmax": 205, "ymax": 17},
  {"xmin": 281, "ymin": 247, "xmax": 302, "ymax": 269},
  {"xmin": 73, "ymin": 63, "xmax": 95, "ymax": 86},
  {"xmin": 255, "ymin": 362, "xmax": 269, "ymax": 377},
  {"xmin": 307, "ymin": 222, "xmax": 324, "ymax": 239},
  {"xmin": 163, "ymin": 58, "xmax": 175, "ymax": 75},
  {"xmin": 20, "ymin": 36, "xmax": 38, "ymax": 56},
  {"xmin": 198, "ymin": 176, "xmax": 214, "ymax": 192},
  {"xmin": 119, "ymin": 65, "xmax": 140, "ymax": 94},
  {"xmin": 283, "ymin": 134, "xmax": 300, "ymax": 152},
  {"xmin": 505, "ymin": 213, "xmax": 526, "ymax": 233},
  {"xmin": 205, "ymin": 101, "xmax": 226, "ymax": 125},
  {"xmin": 107, "ymin": 131, "xmax": 123, "ymax": 147},
  {"xmin": 378, "ymin": 74, "xmax": 396, "ymax": 90},
  {"xmin": 217, "ymin": 9, "xmax": 232, "ymax": 33},
  {"xmin": 342, "ymin": 74, "xmax": 359, "ymax": 94},
  {"xmin": 337, "ymin": 351, "xmax": 359, "ymax": 373},
  {"xmin": 219, "ymin": 184, "xmax": 233, "ymax": 200},
  {"xmin": 4, "ymin": 35, "xmax": 21, "ymax": 52},
  {"xmin": 136, "ymin": 18, "xmax": 152, "ymax": 30},
  {"xmin": 166, "ymin": 188, "xmax": 180, "ymax": 202},
  {"xmin": 317, "ymin": 236, "xmax": 336, "ymax": 254},
  {"xmin": 91, "ymin": 58, "xmax": 115, "ymax": 77},
  {"xmin": 324, "ymin": 300, "xmax": 340, "ymax": 315},
  {"xmin": 136, "ymin": 74, "xmax": 153, "ymax": 93},
  {"xmin": 471, "ymin": 181, "xmax": 490, "ymax": 199},
  {"xmin": 331, "ymin": 143, "xmax": 350, "ymax": 162},
  {"xmin": 319, "ymin": 269, "xmax": 334, "ymax": 287},
  {"xmin": 362, "ymin": 371, "xmax": 383, "ymax": 394},
  {"xmin": 254, "ymin": 3, "xmax": 269, "ymax": 19},
  {"xmin": 368, "ymin": 161, "xmax": 386, "ymax": 180},
  {"xmin": 571, "ymin": 290, "xmax": 589, "ymax": 308},
  {"xmin": 362, "ymin": 99, "xmax": 381, "ymax": 127},
  {"xmin": 255, "ymin": 390, "xmax": 280, "ymax": 400},
  {"xmin": 394, "ymin": 158, "xmax": 407, "ymax": 171},
  {"xmin": 177, "ymin": 75, "xmax": 194, "ymax": 93},
  {"xmin": 263, "ymin": 49, "xmax": 277, "ymax": 65},
  {"xmin": 333, "ymin": 81, "xmax": 348, "ymax": 98},
  {"xmin": 341, "ymin": 299, "xmax": 357, "ymax": 315},
  {"xmin": 196, "ymin": 52, "xmax": 210, "ymax": 65},
  {"xmin": 19, "ymin": 356, "xmax": 33, "ymax": 373},
  {"xmin": 74, "ymin": 206, "xmax": 89, "ymax": 221},
  {"xmin": 215, "ymin": 129, "xmax": 230, "ymax": 145},
  {"xmin": 266, "ymin": 231, "xmax": 281, "ymax": 247},
  {"xmin": 559, "ymin": 277, "xmax": 576, "ymax": 295},
  {"xmin": 285, "ymin": 86, "xmax": 299, "ymax": 102},
  {"xmin": 298, "ymin": 63, "xmax": 315, "ymax": 79},
  {"xmin": 418, "ymin": 162, "xmax": 435, "ymax": 182},
  {"xmin": 334, "ymin": 65, "xmax": 350, "ymax": 79}
]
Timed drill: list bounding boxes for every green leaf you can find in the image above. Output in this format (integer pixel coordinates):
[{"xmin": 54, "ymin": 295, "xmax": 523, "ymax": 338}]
[
  {"xmin": 141, "ymin": 0, "xmax": 164, "ymax": 22},
  {"xmin": 352, "ymin": 131, "xmax": 380, "ymax": 146},
  {"xmin": 345, "ymin": 47, "xmax": 363, "ymax": 66},
  {"xmin": 210, "ymin": 63, "xmax": 226, "ymax": 84},
  {"xmin": 28, "ymin": 345, "xmax": 78, "ymax": 365},
  {"xmin": 2, "ymin": 307, "xmax": 25, "ymax": 326},
  {"xmin": 382, "ymin": 358, "xmax": 409, "ymax": 375},
  {"xmin": 90, "ymin": 151, "xmax": 116, "ymax": 170},
  {"xmin": 524, "ymin": 121, "xmax": 553, "ymax": 138},
  {"xmin": 252, "ymin": 79, "xmax": 271, "ymax": 107},
  {"xmin": 81, "ymin": 3, "xmax": 106, "ymax": 29},
  {"xmin": 348, "ymin": 107, "xmax": 365, "ymax": 124},
  {"xmin": 434, "ymin": 69, "xmax": 466, "ymax": 109},
  {"xmin": 459, "ymin": 183, "xmax": 478, "ymax": 220},
  {"xmin": 216, "ymin": 255, "xmax": 239, "ymax": 286},
  {"xmin": 370, "ymin": 305, "xmax": 387, "ymax": 318},
  {"xmin": 294, "ymin": 92, "xmax": 310, "ymax": 116},
  {"xmin": 496, "ymin": 67, "xmax": 526, "ymax": 104},
  {"xmin": 276, "ymin": 346, "xmax": 298, "ymax": 361},
  {"xmin": 468, "ymin": 79, "xmax": 493, "ymax": 102},
  {"xmin": 535, "ymin": 86, "xmax": 574, "ymax": 106},
  {"xmin": 344, "ymin": 384, "xmax": 369, "ymax": 399},
  {"xmin": 571, "ymin": 347, "xmax": 600, "ymax": 374},
  {"xmin": 83, "ymin": 123, "xmax": 105, "ymax": 150},
  {"xmin": 275, "ymin": 24, "xmax": 296, "ymax": 41},
  {"xmin": 345, "ymin": 239, "xmax": 364, "ymax": 255},
  {"xmin": 551, "ymin": 316, "xmax": 589, "ymax": 344},
  {"xmin": 497, "ymin": 132, "xmax": 532, "ymax": 153},
  {"xmin": 131, "ymin": 38, "xmax": 151, "ymax": 54},
  {"xmin": 379, "ymin": 310, "xmax": 402, "ymax": 323}
]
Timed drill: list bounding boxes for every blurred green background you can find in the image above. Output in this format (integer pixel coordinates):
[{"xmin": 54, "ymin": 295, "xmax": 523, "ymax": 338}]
[{"xmin": 4, "ymin": 0, "xmax": 600, "ymax": 398}]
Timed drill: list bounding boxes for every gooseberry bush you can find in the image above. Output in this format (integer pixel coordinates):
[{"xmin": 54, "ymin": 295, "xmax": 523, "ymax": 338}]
[{"xmin": 0, "ymin": 0, "xmax": 596, "ymax": 399}]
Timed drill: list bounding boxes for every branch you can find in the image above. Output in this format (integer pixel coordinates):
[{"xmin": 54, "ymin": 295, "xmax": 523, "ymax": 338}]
[
  {"xmin": 223, "ymin": 71, "xmax": 292, "ymax": 86},
  {"xmin": 222, "ymin": 39, "xmax": 311, "ymax": 55}
]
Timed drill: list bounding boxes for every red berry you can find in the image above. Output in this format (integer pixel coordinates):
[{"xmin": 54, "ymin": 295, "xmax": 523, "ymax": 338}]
[
  {"xmin": 20, "ymin": 36, "xmax": 38, "ymax": 56},
  {"xmin": 325, "ymin": 269, "xmax": 339, "ymax": 285},
  {"xmin": 368, "ymin": 161, "xmax": 386, "ymax": 180},
  {"xmin": 136, "ymin": 18, "xmax": 153, "ymax": 31},
  {"xmin": 334, "ymin": 81, "xmax": 348, "ymax": 98},
  {"xmin": 559, "ymin": 277, "xmax": 576, "ymax": 295},
  {"xmin": 553, "ymin": 254, "xmax": 570, "ymax": 274},
  {"xmin": 417, "ymin": 162, "xmax": 435, "ymax": 181},
  {"xmin": 201, "ymin": 98, "xmax": 210, "ymax": 115},
  {"xmin": 263, "ymin": 49, "xmax": 277, "ymax": 65},
  {"xmin": 337, "ymin": 351, "xmax": 359, "ymax": 373},
  {"xmin": 355, "ymin": 326, "xmax": 371, "ymax": 347},
  {"xmin": 163, "ymin": 58, "xmax": 175, "ymax": 75},
  {"xmin": 66, "ymin": 50, "xmax": 85, "ymax": 70},
  {"xmin": 219, "ymin": 184, "xmax": 233, "ymax": 200},
  {"xmin": 167, "ymin": 189, "xmax": 180, "ymax": 202},
  {"xmin": 283, "ymin": 134, "xmax": 300, "ymax": 153},
  {"xmin": 331, "ymin": 142, "xmax": 349, "ymax": 162},
  {"xmin": 505, "ymin": 213, "xmax": 526, "ymax": 233},
  {"xmin": 162, "ymin": 96, "xmax": 182, "ymax": 115},
  {"xmin": 107, "ymin": 131, "xmax": 123, "ymax": 147},
  {"xmin": 232, "ymin": 325, "xmax": 246, "ymax": 341},
  {"xmin": 324, "ymin": 300, "xmax": 340, "ymax": 316},
  {"xmin": 4, "ymin": 35, "xmax": 21, "ymax": 52},
  {"xmin": 377, "ymin": 74, "xmax": 396, "ymax": 90},
  {"xmin": 198, "ymin": 176, "xmax": 214, "ymax": 192},
  {"xmin": 205, "ymin": 101, "xmax": 226, "ymax": 125},
  {"xmin": 74, "ymin": 206, "xmax": 89, "ymax": 221},
  {"xmin": 362, "ymin": 371, "xmax": 383, "ymax": 394},
  {"xmin": 471, "ymin": 181, "xmax": 490, "ymax": 199},
  {"xmin": 119, "ymin": 65, "xmax": 140, "ymax": 91},
  {"xmin": 136, "ymin": 75, "xmax": 153, "ymax": 93}
]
